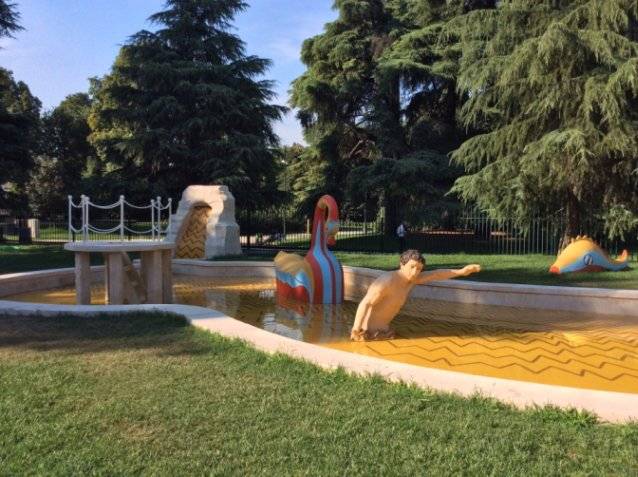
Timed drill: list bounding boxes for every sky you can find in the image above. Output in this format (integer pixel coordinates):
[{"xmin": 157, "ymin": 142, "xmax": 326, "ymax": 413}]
[{"xmin": 0, "ymin": 0, "xmax": 337, "ymax": 145}]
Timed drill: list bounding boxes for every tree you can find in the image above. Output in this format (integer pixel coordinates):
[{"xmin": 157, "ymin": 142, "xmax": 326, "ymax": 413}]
[
  {"xmin": 290, "ymin": 0, "xmax": 397, "ymax": 217},
  {"xmin": 291, "ymin": 0, "xmax": 476, "ymax": 228},
  {"xmin": 89, "ymin": 0, "xmax": 285, "ymax": 208},
  {"xmin": 0, "ymin": 0, "xmax": 22, "ymax": 40},
  {"xmin": 276, "ymin": 143, "xmax": 304, "ymax": 196},
  {"xmin": 27, "ymin": 93, "xmax": 96, "ymax": 217},
  {"xmin": 450, "ymin": 0, "xmax": 638, "ymax": 240},
  {"xmin": 0, "ymin": 68, "xmax": 41, "ymax": 212},
  {"xmin": 0, "ymin": 2, "xmax": 37, "ymax": 213},
  {"xmin": 381, "ymin": 0, "xmax": 496, "ymax": 147},
  {"xmin": 292, "ymin": 0, "xmax": 462, "ymax": 229}
]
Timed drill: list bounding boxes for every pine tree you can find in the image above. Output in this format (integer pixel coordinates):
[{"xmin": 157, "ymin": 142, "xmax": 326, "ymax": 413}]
[
  {"xmin": 450, "ymin": 0, "xmax": 638, "ymax": 240},
  {"xmin": 363, "ymin": 1, "xmax": 497, "ymax": 226},
  {"xmin": 89, "ymin": 0, "xmax": 285, "ymax": 207},
  {"xmin": 0, "ymin": 0, "xmax": 22, "ymax": 40},
  {"xmin": 381, "ymin": 0, "xmax": 496, "ymax": 148},
  {"xmin": 290, "ymin": 0, "xmax": 394, "ymax": 215},
  {"xmin": 291, "ymin": 0, "xmax": 462, "ymax": 226}
]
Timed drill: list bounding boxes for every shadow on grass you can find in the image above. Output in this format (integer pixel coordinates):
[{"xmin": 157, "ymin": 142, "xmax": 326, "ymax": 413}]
[{"xmin": 0, "ymin": 312, "xmax": 212, "ymax": 356}]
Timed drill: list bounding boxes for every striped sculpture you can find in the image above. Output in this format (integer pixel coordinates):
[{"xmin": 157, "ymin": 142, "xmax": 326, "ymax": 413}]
[{"xmin": 274, "ymin": 195, "xmax": 344, "ymax": 304}]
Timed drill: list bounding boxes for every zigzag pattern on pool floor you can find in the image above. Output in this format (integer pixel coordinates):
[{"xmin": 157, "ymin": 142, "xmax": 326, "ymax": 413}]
[{"xmin": 326, "ymin": 315, "xmax": 638, "ymax": 393}]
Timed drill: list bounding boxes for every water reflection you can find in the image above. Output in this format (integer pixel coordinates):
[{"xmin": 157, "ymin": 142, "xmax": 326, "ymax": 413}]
[{"xmin": 174, "ymin": 276, "xmax": 356, "ymax": 343}]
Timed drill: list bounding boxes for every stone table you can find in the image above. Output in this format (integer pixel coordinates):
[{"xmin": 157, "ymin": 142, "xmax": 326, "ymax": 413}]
[{"xmin": 64, "ymin": 241, "xmax": 175, "ymax": 305}]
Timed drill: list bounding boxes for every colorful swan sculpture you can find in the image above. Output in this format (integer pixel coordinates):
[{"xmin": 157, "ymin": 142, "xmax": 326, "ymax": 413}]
[
  {"xmin": 549, "ymin": 236, "xmax": 629, "ymax": 274},
  {"xmin": 274, "ymin": 195, "xmax": 344, "ymax": 304}
]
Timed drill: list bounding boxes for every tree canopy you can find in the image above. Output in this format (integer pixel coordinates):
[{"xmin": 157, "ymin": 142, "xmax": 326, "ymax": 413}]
[
  {"xmin": 290, "ymin": 0, "xmax": 491, "ymax": 226},
  {"xmin": 0, "ymin": 2, "xmax": 37, "ymax": 212},
  {"xmin": 89, "ymin": 0, "xmax": 286, "ymax": 207},
  {"xmin": 27, "ymin": 93, "xmax": 96, "ymax": 217},
  {"xmin": 1, "ymin": 0, "xmax": 637, "ymax": 246},
  {"xmin": 290, "ymin": 0, "xmax": 392, "ymax": 215},
  {"xmin": 0, "ymin": 0, "xmax": 22, "ymax": 40},
  {"xmin": 449, "ymin": 0, "xmax": 638, "ymax": 239},
  {"xmin": 0, "ymin": 68, "xmax": 41, "ymax": 212}
]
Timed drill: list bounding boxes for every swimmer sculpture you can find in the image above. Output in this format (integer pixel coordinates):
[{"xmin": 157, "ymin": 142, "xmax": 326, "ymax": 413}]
[
  {"xmin": 351, "ymin": 250, "xmax": 481, "ymax": 341},
  {"xmin": 549, "ymin": 236, "xmax": 629, "ymax": 274},
  {"xmin": 274, "ymin": 194, "xmax": 344, "ymax": 304}
]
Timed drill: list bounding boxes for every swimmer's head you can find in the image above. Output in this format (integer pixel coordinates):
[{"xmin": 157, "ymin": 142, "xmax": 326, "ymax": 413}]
[{"xmin": 399, "ymin": 249, "xmax": 424, "ymax": 281}]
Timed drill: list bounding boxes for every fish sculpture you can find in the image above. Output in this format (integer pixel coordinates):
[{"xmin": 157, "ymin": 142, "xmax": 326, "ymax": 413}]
[
  {"xmin": 274, "ymin": 195, "xmax": 344, "ymax": 304},
  {"xmin": 549, "ymin": 236, "xmax": 629, "ymax": 274}
]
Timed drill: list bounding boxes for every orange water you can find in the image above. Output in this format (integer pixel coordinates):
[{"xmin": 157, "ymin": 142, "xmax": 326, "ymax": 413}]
[{"xmin": 6, "ymin": 276, "xmax": 638, "ymax": 393}]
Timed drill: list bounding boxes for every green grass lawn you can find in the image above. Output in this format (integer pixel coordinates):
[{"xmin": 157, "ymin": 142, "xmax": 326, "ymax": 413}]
[
  {"xmin": 2, "ymin": 244, "xmax": 636, "ymax": 289},
  {"xmin": 1, "ymin": 312, "xmax": 637, "ymax": 475},
  {"xmin": 217, "ymin": 250, "xmax": 638, "ymax": 289},
  {"xmin": 0, "ymin": 245, "xmax": 103, "ymax": 274}
]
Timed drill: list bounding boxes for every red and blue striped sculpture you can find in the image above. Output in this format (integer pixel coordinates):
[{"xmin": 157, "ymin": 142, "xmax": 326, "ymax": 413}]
[{"xmin": 274, "ymin": 195, "xmax": 344, "ymax": 304}]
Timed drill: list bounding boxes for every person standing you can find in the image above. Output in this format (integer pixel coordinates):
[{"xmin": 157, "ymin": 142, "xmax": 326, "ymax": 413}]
[{"xmin": 396, "ymin": 221, "xmax": 407, "ymax": 253}]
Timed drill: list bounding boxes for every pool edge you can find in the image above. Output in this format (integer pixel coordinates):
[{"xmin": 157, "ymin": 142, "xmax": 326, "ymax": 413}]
[
  {"xmin": 0, "ymin": 298, "xmax": 636, "ymax": 423},
  {"xmin": 2, "ymin": 260, "xmax": 638, "ymax": 423}
]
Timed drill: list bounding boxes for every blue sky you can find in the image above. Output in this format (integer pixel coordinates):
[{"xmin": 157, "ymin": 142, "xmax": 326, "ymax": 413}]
[{"xmin": 0, "ymin": 0, "xmax": 337, "ymax": 145}]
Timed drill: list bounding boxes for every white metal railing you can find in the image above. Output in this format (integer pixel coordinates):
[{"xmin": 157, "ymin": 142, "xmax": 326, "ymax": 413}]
[{"xmin": 68, "ymin": 195, "xmax": 172, "ymax": 242}]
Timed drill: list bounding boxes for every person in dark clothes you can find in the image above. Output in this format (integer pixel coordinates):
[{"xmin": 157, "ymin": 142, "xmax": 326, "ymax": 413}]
[{"xmin": 396, "ymin": 221, "xmax": 407, "ymax": 252}]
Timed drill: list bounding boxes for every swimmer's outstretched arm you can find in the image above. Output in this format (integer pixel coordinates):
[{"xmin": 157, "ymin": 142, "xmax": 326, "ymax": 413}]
[{"xmin": 416, "ymin": 264, "xmax": 481, "ymax": 285}]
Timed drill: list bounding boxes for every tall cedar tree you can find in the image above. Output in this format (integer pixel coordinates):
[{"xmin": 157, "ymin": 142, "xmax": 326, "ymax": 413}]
[
  {"xmin": 291, "ymin": 0, "xmax": 393, "ymax": 217},
  {"xmin": 450, "ymin": 0, "xmax": 638, "ymax": 240},
  {"xmin": 381, "ymin": 0, "xmax": 495, "ymax": 143},
  {"xmin": 359, "ymin": 0, "xmax": 497, "ymax": 226},
  {"xmin": 89, "ymin": 0, "xmax": 285, "ymax": 208},
  {"xmin": 0, "ymin": 0, "xmax": 21, "ymax": 39},
  {"xmin": 291, "ymin": 0, "xmax": 472, "ymax": 227}
]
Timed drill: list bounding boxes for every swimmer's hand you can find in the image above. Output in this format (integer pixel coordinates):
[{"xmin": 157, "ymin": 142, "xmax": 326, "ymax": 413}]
[{"xmin": 460, "ymin": 264, "xmax": 481, "ymax": 276}]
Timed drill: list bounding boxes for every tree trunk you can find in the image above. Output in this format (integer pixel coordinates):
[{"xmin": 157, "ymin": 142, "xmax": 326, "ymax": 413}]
[{"xmin": 560, "ymin": 192, "xmax": 580, "ymax": 251}]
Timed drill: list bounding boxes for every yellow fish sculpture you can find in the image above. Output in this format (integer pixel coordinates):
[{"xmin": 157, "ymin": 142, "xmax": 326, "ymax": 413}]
[{"xmin": 549, "ymin": 236, "xmax": 629, "ymax": 274}]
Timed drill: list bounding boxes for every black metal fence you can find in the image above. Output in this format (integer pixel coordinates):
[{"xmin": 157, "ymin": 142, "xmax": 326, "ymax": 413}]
[
  {"xmin": 3, "ymin": 210, "xmax": 637, "ymax": 260},
  {"xmin": 237, "ymin": 209, "xmax": 638, "ymax": 259},
  {"xmin": 0, "ymin": 218, "xmax": 168, "ymax": 245}
]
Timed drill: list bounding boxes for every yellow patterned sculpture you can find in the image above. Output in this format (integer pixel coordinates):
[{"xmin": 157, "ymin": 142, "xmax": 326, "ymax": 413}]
[
  {"xmin": 549, "ymin": 236, "xmax": 629, "ymax": 274},
  {"xmin": 351, "ymin": 250, "xmax": 481, "ymax": 341}
]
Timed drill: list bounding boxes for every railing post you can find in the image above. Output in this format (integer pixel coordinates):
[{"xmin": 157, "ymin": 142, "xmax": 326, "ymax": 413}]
[
  {"xmin": 151, "ymin": 199, "xmax": 156, "ymax": 240},
  {"xmin": 120, "ymin": 195, "xmax": 125, "ymax": 241},
  {"xmin": 156, "ymin": 196, "xmax": 162, "ymax": 240},
  {"xmin": 67, "ymin": 195, "xmax": 72, "ymax": 242},
  {"xmin": 167, "ymin": 198, "xmax": 172, "ymax": 238},
  {"xmin": 81, "ymin": 195, "xmax": 88, "ymax": 241},
  {"xmin": 246, "ymin": 211, "xmax": 251, "ymax": 250}
]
